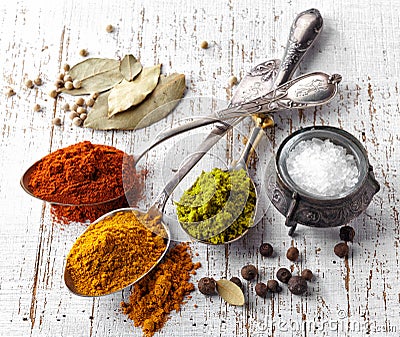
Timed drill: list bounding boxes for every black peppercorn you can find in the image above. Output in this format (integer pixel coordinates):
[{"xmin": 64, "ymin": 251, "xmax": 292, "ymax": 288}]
[
  {"xmin": 340, "ymin": 226, "xmax": 355, "ymax": 242},
  {"xmin": 301, "ymin": 269, "xmax": 313, "ymax": 281},
  {"xmin": 276, "ymin": 267, "xmax": 292, "ymax": 284},
  {"xmin": 198, "ymin": 277, "xmax": 216, "ymax": 295},
  {"xmin": 288, "ymin": 276, "xmax": 308, "ymax": 295},
  {"xmin": 230, "ymin": 277, "xmax": 242, "ymax": 289},
  {"xmin": 255, "ymin": 282, "xmax": 268, "ymax": 298},
  {"xmin": 334, "ymin": 242, "xmax": 349, "ymax": 258},
  {"xmin": 259, "ymin": 242, "xmax": 273, "ymax": 257},
  {"xmin": 241, "ymin": 264, "xmax": 258, "ymax": 281},
  {"xmin": 266, "ymin": 279, "xmax": 282, "ymax": 293},
  {"xmin": 286, "ymin": 247, "xmax": 299, "ymax": 262}
]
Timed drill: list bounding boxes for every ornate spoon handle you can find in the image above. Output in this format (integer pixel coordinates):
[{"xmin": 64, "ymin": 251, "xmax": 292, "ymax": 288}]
[
  {"xmin": 137, "ymin": 70, "xmax": 341, "ymax": 166},
  {"xmin": 150, "ymin": 9, "xmax": 325, "ymax": 213}
]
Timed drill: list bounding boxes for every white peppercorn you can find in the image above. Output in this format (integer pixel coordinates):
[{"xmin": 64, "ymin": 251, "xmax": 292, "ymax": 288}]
[
  {"xmin": 34, "ymin": 77, "xmax": 42, "ymax": 86},
  {"xmin": 73, "ymin": 80, "xmax": 82, "ymax": 89},
  {"xmin": 52, "ymin": 117, "xmax": 62, "ymax": 126},
  {"xmin": 106, "ymin": 24, "xmax": 114, "ymax": 33},
  {"xmin": 72, "ymin": 116, "xmax": 82, "ymax": 126},
  {"xmin": 48, "ymin": 89, "xmax": 58, "ymax": 98},
  {"xmin": 76, "ymin": 106, "xmax": 86, "ymax": 114},
  {"xmin": 86, "ymin": 98, "xmax": 95, "ymax": 107},
  {"xmin": 69, "ymin": 111, "xmax": 78, "ymax": 120},
  {"xmin": 25, "ymin": 79, "xmax": 34, "ymax": 89},
  {"xmin": 64, "ymin": 81, "xmax": 74, "ymax": 90},
  {"xmin": 75, "ymin": 97, "xmax": 85, "ymax": 106}
]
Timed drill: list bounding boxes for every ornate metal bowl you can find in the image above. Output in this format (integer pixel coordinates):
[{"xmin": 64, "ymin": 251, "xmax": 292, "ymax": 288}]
[{"xmin": 266, "ymin": 126, "xmax": 380, "ymax": 235}]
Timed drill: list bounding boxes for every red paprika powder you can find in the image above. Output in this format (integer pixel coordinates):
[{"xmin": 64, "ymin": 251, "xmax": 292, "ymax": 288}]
[{"xmin": 28, "ymin": 141, "xmax": 144, "ymax": 223}]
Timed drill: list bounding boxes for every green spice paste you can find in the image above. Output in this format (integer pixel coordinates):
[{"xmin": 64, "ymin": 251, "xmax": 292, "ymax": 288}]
[{"xmin": 176, "ymin": 168, "xmax": 256, "ymax": 244}]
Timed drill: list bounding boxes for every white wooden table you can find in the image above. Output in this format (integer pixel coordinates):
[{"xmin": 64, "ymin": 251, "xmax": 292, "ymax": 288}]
[{"xmin": 1, "ymin": 1, "xmax": 399, "ymax": 336}]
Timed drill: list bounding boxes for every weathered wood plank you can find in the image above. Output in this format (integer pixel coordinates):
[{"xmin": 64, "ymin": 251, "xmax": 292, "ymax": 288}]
[{"xmin": 0, "ymin": 0, "xmax": 399, "ymax": 336}]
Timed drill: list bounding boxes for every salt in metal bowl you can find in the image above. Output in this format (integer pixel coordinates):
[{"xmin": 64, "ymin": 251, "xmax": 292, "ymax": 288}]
[{"xmin": 265, "ymin": 125, "xmax": 380, "ymax": 235}]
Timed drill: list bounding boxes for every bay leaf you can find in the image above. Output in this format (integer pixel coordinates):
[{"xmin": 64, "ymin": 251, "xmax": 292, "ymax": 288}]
[
  {"xmin": 62, "ymin": 58, "xmax": 124, "ymax": 95},
  {"xmin": 120, "ymin": 54, "xmax": 142, "ymax": 81},
  {"xmin": 107, "ymin": 64, "xmax": 161, "ymax": 117},
  {"xmin": 216, "ymin": 279, "xmax": 245, "ymax": 306},
  {"xmin": 83, "ymin": 73, "xmax": 186, "ymax": 130}
]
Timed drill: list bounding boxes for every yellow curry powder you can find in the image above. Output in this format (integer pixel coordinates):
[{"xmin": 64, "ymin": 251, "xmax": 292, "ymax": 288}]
[
  {"xmin": 121, "ymin": 243, "xmax": 201, "ymax": 337},
  {"xmin": 66, "ymin": 210, "xmax": 167, "ymax": 296}
]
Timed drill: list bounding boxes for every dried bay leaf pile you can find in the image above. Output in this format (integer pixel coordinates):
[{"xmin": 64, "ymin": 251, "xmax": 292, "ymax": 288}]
[{"xmin": 61, "ymin": 54, "xmax": 186, "ymax": 130}]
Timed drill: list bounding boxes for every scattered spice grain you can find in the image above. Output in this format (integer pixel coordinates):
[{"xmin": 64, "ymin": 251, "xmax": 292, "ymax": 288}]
[
  {"xmin": 86, "ymin": 98, "xmax": 95, "ymax": 107},
  {"xmin": 229, "ymin": 277, "xmax": 242, "ymax": 289},
  {"xmin": 6, "ymin": 88, "xmax": 16, "ymax": 97},
  {"xmin": 334, "ymin": 242, "xmax": 349, "ymax": 258},
  {"xmin": 64, "ymin": 81, "xmax": 74, "ymax": 90},
  {"xmin": 25, "ymin": 79, "xmax": 34, "ymax": 89},
  {"xmin": 267, "ymin": 279, "xmax": 282, "ymax": 293},
  {"xmin": 200, "ymin": 40, "xmax": 209, "ymax": 49},
  {"xmin": 276, "ymin": 267, "xmax": 292, "ymax": 284},
  {"xmin": 121, "ymin": 242, "xmax": 200, "ymax": 337},
  {"xmin": 77, "ymin": 106, "xmax": 86, "ymax": 114},
  {"xmin": 63, "ymin": 74, "xmax": 72, "ymax": 82},
  {"xmin": 48, "ymin": 89, "xmax": 58, "ymax": 98},
  {"xmin": 259, "ymin": 242, "xmax": 273, "ymax": 257},
  {"xmin": 54, "ymin": 79, "xmax": 64, "ymax": 88},
  {"xmin": 73, "ymin": 80, "xmax": 82, "ymax": 89},
  {"xmin": 52, "ymin": 117, "xmax": 62, "ymax": 126},
  {"xmin": 340, "ymin": 225, "xmax": 355, "ymax": 242},
  {"xmin": 33, "ymin": 104, "xmax": 41, "ymax": 112},
  {"xmin": 255, "ymin": 282, "xmax": 268, "ymax": 298},
  {"xmin": 288, "ymin": 276, "xmax": 307, "ymax": 295},
  {"xmin": 69, "ymin": 111, "xmax": 78, "ymax": 120},
  {"xmin": 286, "ymin": 247, "xmax": 299, "ymax": 262},
  {"xmin": 34, "ymin": 77, "xmax": 42, "ymax": 86},
  {"xmin": 75, "ymin": 97, "xmax": 85, "ymax": 106},
  {"xmin": 79, "ymin": 49, "xmax": 88, "ymax": 57},
  {"xmin": 198, "ymin": 277, "xmax": 216, "ymax": 295},
  {"xmin": 72, "ymin": 116, "xmax": 82, "ymax": 126},
  {"xmin": 228, "ymin": 75, "xmax": 238, "ymax": 87},
  {"xmin": 301, "ymin": 269, "xmax": 313, "ymax": 281},
  {"xmin": 106, "ymin": 24, "xmax": 114, "ymax": 33},
  {"xmin": 241, "ymin": 264, "xmax": 258, "ymax": 281},
  {"xmin": 91, "ymin": 91, "xmax": 99, "ymax": 100}
]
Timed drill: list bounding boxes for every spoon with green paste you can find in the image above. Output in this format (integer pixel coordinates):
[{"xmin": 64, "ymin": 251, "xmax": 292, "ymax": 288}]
[{"xmin": 175, "ymin": 117, "xmax": 273, "ymax": 245}]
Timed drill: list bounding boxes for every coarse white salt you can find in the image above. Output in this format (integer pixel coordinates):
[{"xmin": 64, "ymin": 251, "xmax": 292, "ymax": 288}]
[{"xmin": 286, "ymin": 138, "xmax": 359, "ymax": 197}]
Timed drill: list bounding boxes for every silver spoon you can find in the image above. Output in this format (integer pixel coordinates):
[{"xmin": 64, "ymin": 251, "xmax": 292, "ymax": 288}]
[
  {"xmin": 63, "ymin": 118, "xmax": 267, "ymax": 297},
  {"xmin": 20, "ymin": 71, "xmax": 340, "ymax": 206},
  {"xmin": 134, "ymin": 71, "xmax": 342, "ymax": 163},
  {"xmin": 21, "ymin": 9, "xmax": 323, "ymax": 207},
  {"xmin": 133, "ymin": 8, "xmax": 324, "ymax": 181},
  {"xmin": 63, "ymin": 207, "xmax": 171, "ymax": 297},
  {"xmin": 66, "ymin": 68, "xmax": 341, "ymax": 295},
  {"xmin": 176, "ymin": 116, "xmax": 274, "ymax": 244},
  {"xmin": 174, "ymin": 70, "xmax": 344, "ymax": 242},
  {"xmin": 62, "ymin": 9, "xmax": 327, "ymax": 296}
]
